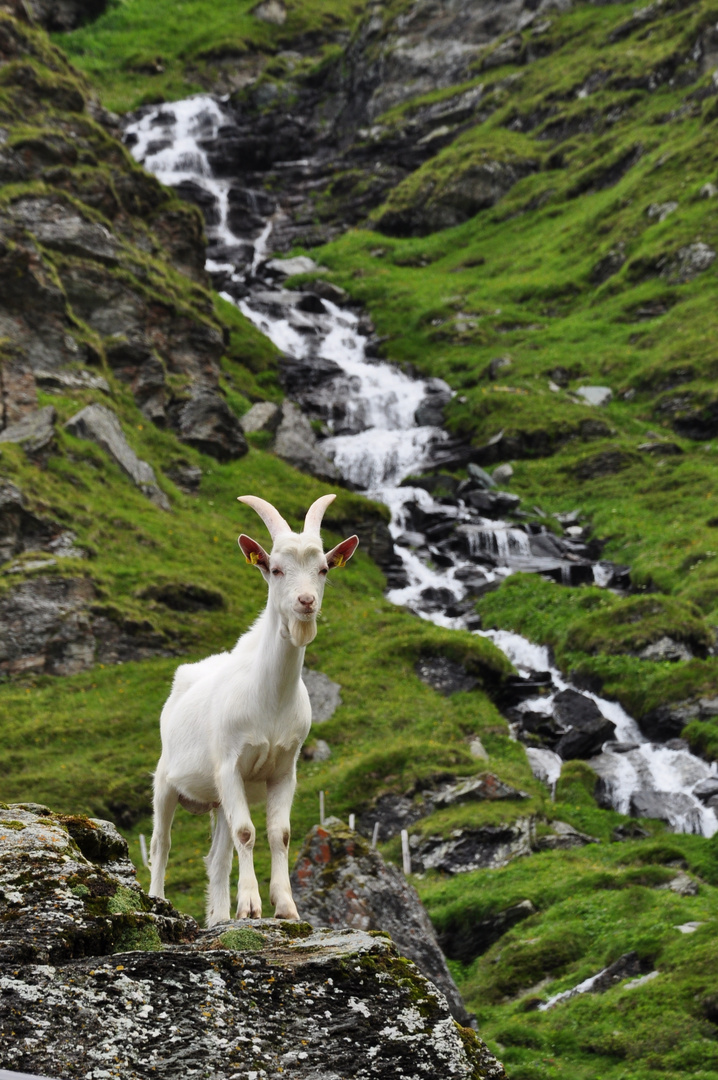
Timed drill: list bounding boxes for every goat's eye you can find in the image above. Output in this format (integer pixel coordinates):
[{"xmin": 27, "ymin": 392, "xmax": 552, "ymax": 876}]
[
  {"xmin": 319, "ymin": 567, "xmax": 328, "ymax": 576},
  {"xmin": 271, "ymin": 568, "xmax": 283, "ymax": 576}
]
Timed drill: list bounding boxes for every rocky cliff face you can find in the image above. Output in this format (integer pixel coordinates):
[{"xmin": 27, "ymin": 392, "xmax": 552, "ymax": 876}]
[
  {"xmin": 0, "ymin": 8, "xmax": 245, "ymax": 459},
  {"xmin": 0, "ymin": 804, "xmax": 506, "ymax": 1079}
]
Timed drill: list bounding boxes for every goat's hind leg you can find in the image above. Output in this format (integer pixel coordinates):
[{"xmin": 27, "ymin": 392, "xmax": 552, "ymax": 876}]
[
  {"xmin": 204, "ymin": 807, "xmax": 234, "ymax": 927},
  {"xmin": 149, "ymin": 762, "xmax": 179, "ymax": 899}
]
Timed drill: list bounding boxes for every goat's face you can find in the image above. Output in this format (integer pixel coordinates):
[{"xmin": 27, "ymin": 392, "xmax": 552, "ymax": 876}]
[{"xmin": 239, "ymin": 529, "xmax": 359, "ymax": 648}]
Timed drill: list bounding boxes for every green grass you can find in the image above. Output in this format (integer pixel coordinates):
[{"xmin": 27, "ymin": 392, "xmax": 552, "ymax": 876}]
[{"xmin": 53, "ymin": 0, "xmax": 375, "ymax": 112}]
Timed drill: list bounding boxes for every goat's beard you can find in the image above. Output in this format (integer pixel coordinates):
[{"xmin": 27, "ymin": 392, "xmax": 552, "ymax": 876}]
[{"xmin": 288, "ymin": 615, "xmax": 317, "ymax": 648}]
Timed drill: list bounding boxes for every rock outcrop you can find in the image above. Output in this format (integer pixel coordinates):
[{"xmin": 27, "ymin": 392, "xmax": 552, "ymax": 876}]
[
  {"xmin": 0, "ymin": 804, "xmax": 505, "ymax": 1079},
  {"xmin": 290, "ymin": 818, "xmax": 473, "ymax": 1027},
  {"xmin": 0, "ymin": 10, "xmax": 246, "ymax": 463}
]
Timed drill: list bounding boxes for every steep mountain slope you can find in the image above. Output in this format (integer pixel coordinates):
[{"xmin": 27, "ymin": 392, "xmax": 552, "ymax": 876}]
[{"xmin": 3, "ymin": 2, "xmax": 718, "ymax": 1079}]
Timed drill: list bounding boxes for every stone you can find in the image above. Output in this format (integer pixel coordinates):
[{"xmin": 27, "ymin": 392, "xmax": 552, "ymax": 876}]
[
  {"xmin": 658, "ymin": 871, "xmax": 699, "ymax": 896},
  {"xmin": 266, "ymin": 255, "xmax": 318, "ymax": 276},
  {"xmin": 0, "ymin": 404, "xmax": 56, "ymax": 459},
  {"xmin": 534, "ymin": 821, "xmax": 600, "ymax": 850},
  {"xmin": 414, "ymin": 378, "xmax": 452, "ymax": 426},
  {"xmin": 468, "ymin": 461, "xmax": 497, "ymax": 488},
  {"xmin": 22, "ymin": 0, "xmax": 109, "ymax": 31},
  {"xmin": 273, "ymin": 401, "xmax": 338, "ymax": 480},
  {"xmin": 170, "ymin": 389, "xmax": 248, "ymax": 462},
  {"xmin": 10, "ymin": 197, "xmax": 120, "ymax": 264},
  {"xmin": 693, "ymin": 777, "xmax": 718, "ymax": 802},
  {"xmin": 302, "ymin": 666, "xmax": 342, "ymax": 723},
  {"xmin": 637, "ymin": 636, "xmax": 693, "ymax": 662},
  {"xmin": 65, "ymin": 403, "xmax": 170, "ymax": 509},
  {"xmin": 492, "ymin": 463, "xmax": 514, "ymax": 484},
  {"xmin": 432, "ymin": 774, "xmax": 529, "ymax": 808},
  {"xmin": 35, "ymin": 368, "xmax": 110, "ymax": 394},
  {"xmin": 415, "ymin": 655, "xmax": 478, "ymax": 695},
  {"xmin": 576, "ymin": 385, "xmax": 612, "ymax": 407},
  {"xmin": 647, "ymin": 201, "xmax": 678, "ymax": 222},
  {"xmin": 240, "ymin": 400, "xmax": 281, "ymax": 434},
  {"xmin": 469, "ymin": 737, "xmax": 489, "ymax": 760},
  {"xmin": 700, "ymin": 183, "xmax": 718, "ymax": 198},
  {"xmin": 301, "ymin": 738, "xmax": 332, "ymax": 761},
  {"xmin": 552, "ymin": 689, "xmax": 616, "ymax": 760},
  {"xmin": 251, "ymin": 0, "xmax": 286, "ymax": 23},
  {"xmin": 664, "ymin": 241, "xmax": 716, "ymax": 283},
  {"xmin": 439, "ymin": 900, "xmax": 536, "ymax": 963},
  {"xmin": 0, "ymin": 576, "xmax": 95, "ymax": 677},
  {"xmin": 413, "ymin": 817, "xmax": 535, "ymax": 875},
  {"xmin": 0, "ymin": 807, "xmax": 502, "ymax": 1079},
  {"xmin": 0, "ymin": 479, "xmax": 66, "ymax": 563},
  {"xmin": 290, "ymin": 820, "xmax": 473, "ymax": 1027},
  {"xmin": 164, "ymin": 459, "xmax": 202, "ymax": 493}
]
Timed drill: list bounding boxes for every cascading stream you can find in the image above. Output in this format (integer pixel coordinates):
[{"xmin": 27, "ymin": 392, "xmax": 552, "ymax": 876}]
[{"xmin": 125, "ymin": 94, "xmax": 718, "ymax": 839}]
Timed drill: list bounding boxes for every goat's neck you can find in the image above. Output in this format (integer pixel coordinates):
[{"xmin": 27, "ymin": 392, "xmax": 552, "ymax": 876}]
[{"xmin": 252, "ymin": 603, "xmax": 305, "ymax": 696}]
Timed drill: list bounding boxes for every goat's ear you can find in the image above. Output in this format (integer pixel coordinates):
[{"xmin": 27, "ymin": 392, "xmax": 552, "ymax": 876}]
[
  {"xmin": 326, "ymin": 535, "xmax": 359, "ymax": 570},
  {"xmin": 238, "ymin": 534, "xmax": 270, "ymax": 572}
]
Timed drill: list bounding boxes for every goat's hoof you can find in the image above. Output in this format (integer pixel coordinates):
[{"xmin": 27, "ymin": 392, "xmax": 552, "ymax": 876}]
[
  {"xmin": 274, "ymin": 903, "xmax": 300, "ymax": 921},
  {"xmin": 236, "ymin": 897, "xmax": 262, "ymax": 919}
]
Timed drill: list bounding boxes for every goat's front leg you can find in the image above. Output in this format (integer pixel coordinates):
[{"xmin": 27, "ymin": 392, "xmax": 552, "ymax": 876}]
[
  {"xmin": 266, "ymin": 770, "xmax": 300, "ymax": 920},
  {"xmin": 217, "ymin": 761, "xmax": 262, "ymax": 919}
]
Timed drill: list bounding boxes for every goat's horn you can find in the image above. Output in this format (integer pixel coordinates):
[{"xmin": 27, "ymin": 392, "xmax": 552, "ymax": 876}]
[
  {"xmin": 237, "ymin": 496, "xmax": 292, "ymax": 541},
  {"xmin": 303, "ymin": 493, "xmax": 336, "ymax": 536}
]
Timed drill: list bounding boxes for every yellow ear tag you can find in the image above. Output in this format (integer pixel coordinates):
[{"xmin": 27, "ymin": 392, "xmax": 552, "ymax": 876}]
[
  {"xmin": 333, "ymin": 553, "xmax": 347, "ymax": 568},
  {"xmin": 246, "ymin": 550, "xmax": 260, "ymax": 566}
]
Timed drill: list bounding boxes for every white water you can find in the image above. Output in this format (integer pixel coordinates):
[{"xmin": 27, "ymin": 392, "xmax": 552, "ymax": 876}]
[{"xmin": 127, "ymin": 94, "xmax": 718, "ymax": 839}]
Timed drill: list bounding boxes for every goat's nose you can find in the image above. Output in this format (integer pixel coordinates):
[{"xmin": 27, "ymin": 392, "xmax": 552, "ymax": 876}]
[{"xmin": 297, "ymin": 593, "xmax": 315, "ymax": 609}]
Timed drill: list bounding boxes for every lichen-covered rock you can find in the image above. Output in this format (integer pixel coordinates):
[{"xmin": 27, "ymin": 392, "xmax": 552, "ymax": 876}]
[
  {"xmin": 290, "ymin": 819, "xmax": 473, "ymax": 1027},
  {"xmin": 0, "ymin": 805, "xmax": 504, "ymax": 1080}
]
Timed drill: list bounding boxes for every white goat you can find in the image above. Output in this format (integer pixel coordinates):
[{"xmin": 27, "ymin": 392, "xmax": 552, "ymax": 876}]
[{"xmin": 149, "ymin": 493, "xmax": 358, "ymax": 925}]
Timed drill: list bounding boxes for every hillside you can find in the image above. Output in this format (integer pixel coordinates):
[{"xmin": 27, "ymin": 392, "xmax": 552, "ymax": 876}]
[{"xmin": 2, "ymin": 1, "xmax": 718, "ymax": 1078}]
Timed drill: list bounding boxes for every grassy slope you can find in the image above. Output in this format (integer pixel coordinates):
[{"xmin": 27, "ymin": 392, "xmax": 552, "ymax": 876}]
[{"xmin": 6, "ymin": 3, "xmax": 718, "ymax": 1078}]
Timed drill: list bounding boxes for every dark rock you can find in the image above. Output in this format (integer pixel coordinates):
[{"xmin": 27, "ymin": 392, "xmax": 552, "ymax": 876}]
[
  {"xmin": 175, "ymin": 178, "xmax": 221, "ymax": 226},
  {"xmin": 640, "ymin": 701, "xmax": 698, "ymax": 741},
  {"xmin": 415, "ymin": 379, "xmax": 452, "ymax": 426},
  {"xmin": 23, "ymin": 0, "xmax": 109, "ymax": 31},
  {"xmin": 0, "ymin": 404, "xmax": 56, "ymax": 460},
  {"xmin": 637, "ymin": 440, "xmax": 683, "ymax": 456},
  {"xmin": 416, "ymin": 655, "xmax": 478, "ymax": 695},
  {"xmin": 279, "ymin": 353, "xmax": 344, "ymax": 397},
  {"xmin": 65, "ymin": 403, "xmax": 170, "ymax": 508},
  {"xmin": 418, "ymin": 586, "xmax": 457, "ymax": 611},
  {"xmin": 140, "ymin": 582, "xmax": 225, "ymax": 612},
  {"xmin": 574, "ymin": 449, "xmax": 632, "ymax": 480},
  {"xmin": 693, "ymin": 777, "xmax": 718, "ymax": 802},
  {"xmin": 593, "ymin": 952, "xmax": 651, "ymax": 993},
  {"xmin": 552, "ymin": 689, "xmax": 616, "ymax": 760},
  {"xmin": 169, "ymin": 390, "xmax": 248, "ymax": 462},
  {"xmin": 296, "ymin": 292, "xmax": 327, "ymax": 314},
  {"xmin": 0, "ymin": 576, "xmax": 96, "ymax": 677},
  {"xmin": 357, "ymin": 793, "xmax": 432, "ymax": 841},
  {"xmin": 0, "ymin": 807, "xmax": 502, "ymax": 1079},
  {"xmin": 164, "ymin": 459, "xmax": 202, "ymax": 493},
  {"xmin": 439, "ymin": 899, "xmax": 536, "ymax": 964},
  {"xmin": 0, "ymin": 480, "xmax": 67, "ymax": 563},
  {"xmin": 413, "ymin": 817, "xmax": 536, "ymax": 875},
  {"xmin": 612, "ymin": 822, "xmax": 650, "ymax": 841},
  {"xmin": 290, "ymin": 820, "xmax": 473, "ymax": 1026}
]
